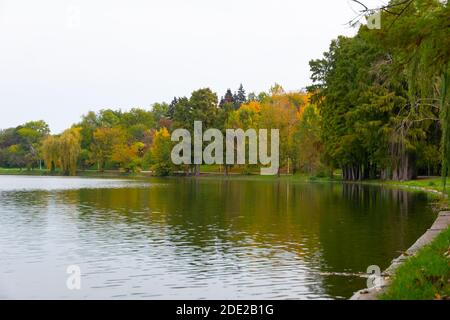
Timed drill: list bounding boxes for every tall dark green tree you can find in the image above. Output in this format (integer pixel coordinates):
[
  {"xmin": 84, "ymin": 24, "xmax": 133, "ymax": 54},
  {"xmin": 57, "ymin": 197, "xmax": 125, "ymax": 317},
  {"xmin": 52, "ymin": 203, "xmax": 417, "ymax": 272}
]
[
  {"xmin": 172, "ymin": 88, "xmax": 219, "ymax": 175},
  {"xmin": 309, "ymin": 0, "xmax": 448, "ymax": 182},
  {"xmin": 167, "ymin": 97, "xmax": 178, "ymax": 120},
  {"xmin": 220, "ymin": 89, "xmax": 234, "ymax": 108},
  {"xmin": 233, "ymin": 84, "xmax": 247, "ymax": 110}
]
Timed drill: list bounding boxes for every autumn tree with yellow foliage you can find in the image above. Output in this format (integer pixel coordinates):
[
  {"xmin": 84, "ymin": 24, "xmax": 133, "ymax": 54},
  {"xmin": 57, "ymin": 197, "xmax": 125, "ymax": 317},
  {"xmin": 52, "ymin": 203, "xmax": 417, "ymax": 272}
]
[
  {"xmin": 149, "ymin": 127, "xmax": 174, "ymax": 176},
  {"xmin": 4, "ymin": 84, "xmax": 326, "ymax": 177},
  {"xmin": 91, "ymin": 127, "xmax": 127, "ymax": 172},
  {"xmin": 41, "ymin": 128, "xmax": 81, "ymax": 176}
]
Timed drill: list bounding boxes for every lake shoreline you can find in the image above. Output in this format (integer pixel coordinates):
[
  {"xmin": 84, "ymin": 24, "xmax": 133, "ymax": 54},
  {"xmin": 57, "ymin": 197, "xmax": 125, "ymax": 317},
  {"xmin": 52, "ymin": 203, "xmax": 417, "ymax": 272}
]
[
  {"xmin": 5, "ymin": 174, "xmax": 431, "ymax": 299},
  {"xmin": 0, "ymin": 172, "xmax": 446, "ymax": 299},
  {"xmin": 350, "ymin": 212, "xmax": 450, "ymax": 300},
  {"xmin": 1, "ymin": 169, "xmax": 448, "ymax": 197},
  {"xmin": 347, "ymin": 179, "xmax": 449, "ymax": 300},
  {"xmin": 1, "ymin": 168, "xmax": 448, "ymax": 210}
]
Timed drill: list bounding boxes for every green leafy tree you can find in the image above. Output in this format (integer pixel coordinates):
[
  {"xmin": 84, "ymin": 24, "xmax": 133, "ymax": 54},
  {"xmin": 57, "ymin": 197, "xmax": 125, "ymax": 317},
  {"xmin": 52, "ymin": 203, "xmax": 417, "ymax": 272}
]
[
  {"xmin": 91, "ymin": 127, "xmax": 127, "ymax": 171},
  {"xmin": 233, "ymin": 84, "xmax": 247, "ymax": 110},
  {"xmin": 17, "ymin": 120, "xmax": 50, "ymax": 169},
  {"xmin": 42, "ymin": 128, "xmax": 81, "ymax": 176},
  {"xmin": 295, "ymin": 105, "xmax": 324, "ymax": 175}
]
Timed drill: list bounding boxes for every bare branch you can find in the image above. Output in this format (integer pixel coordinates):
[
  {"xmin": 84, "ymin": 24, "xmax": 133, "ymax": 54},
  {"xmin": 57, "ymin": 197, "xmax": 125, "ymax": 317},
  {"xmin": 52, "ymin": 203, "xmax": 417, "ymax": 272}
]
[
  {"xmin": 351, "ymin": 0, "xmax": 369, "ymax": 12},
  {"xmin": 347, "ymin": 0, "xmax": 415, "ymax": 28}
]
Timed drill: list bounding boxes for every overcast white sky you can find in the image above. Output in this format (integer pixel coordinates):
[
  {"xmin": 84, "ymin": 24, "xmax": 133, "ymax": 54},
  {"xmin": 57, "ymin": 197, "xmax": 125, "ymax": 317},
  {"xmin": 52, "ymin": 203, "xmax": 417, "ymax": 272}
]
[{"xmin": 0, "ymin": 0, "xmax": 382, "ymax": 133}]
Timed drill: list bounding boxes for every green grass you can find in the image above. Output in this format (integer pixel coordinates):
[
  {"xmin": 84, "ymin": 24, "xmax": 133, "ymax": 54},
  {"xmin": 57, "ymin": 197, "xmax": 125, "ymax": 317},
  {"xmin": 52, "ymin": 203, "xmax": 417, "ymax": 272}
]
[
  {"xmin": 186, "ymin": 171, "xmax": 341, "ymax": 183},
  {"xmin": 380, "ymin": 226, "xmax": 450, "ymax": 300},
  {"xmin": 374, "ymin": 177, "xmax": 450, "ymax": 209},
  {"xmin": 0, "ymin": 168, "xmax": 49, "ymax": 175},
  {"xmin": 383, "ymin": 177, "xmax": 444, "ymax": 190},
  {"xmin": 344, "ymin": 177, "xmax": 448, "ymax": 209}
]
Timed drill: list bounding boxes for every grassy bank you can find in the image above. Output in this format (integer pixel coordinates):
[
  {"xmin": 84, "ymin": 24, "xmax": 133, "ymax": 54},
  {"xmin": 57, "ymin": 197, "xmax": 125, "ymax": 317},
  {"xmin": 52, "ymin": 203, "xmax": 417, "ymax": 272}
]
[
  {"xmin": 380, "ymin": 226, "xmax": 450, "ymax": 300},
  {"xmin": 1, "ymin": 167, "xmax": 447, "ymax": 193},
  {"xmin": 368, "ymin": 177, "xmax": 449, "ymax": 210},
  {"xmin": 0, "ymin": 168, "xmax": 152, "ymax": 178},
  {"xmin": 0, "ymin": 168, "xmax": 447, "ymax": 192},
  {"xmin": 358, "ymin": 177, "xmax": 450, "ymax": 300},
  {"xmin": 0, "ymin": 168, "xmax": 50, "ymax": 176},
  {"xmin": 382, "ymin": 177, "xmax": 446, "ymax": 195},
  {"xmin": 0, "ymin": 167, "xmax": 341, "ymax": 181}
]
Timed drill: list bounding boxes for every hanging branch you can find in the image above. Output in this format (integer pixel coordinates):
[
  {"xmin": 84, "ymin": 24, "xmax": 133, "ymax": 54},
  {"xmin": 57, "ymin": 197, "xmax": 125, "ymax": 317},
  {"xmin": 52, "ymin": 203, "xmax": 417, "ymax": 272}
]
[
  {"xmin": 350, "ymin": 0, "xmax": 414, "ymax": 15},
  {"xmin": 347, "ymin": 0, "xmax": 415, "ymax": 27}
]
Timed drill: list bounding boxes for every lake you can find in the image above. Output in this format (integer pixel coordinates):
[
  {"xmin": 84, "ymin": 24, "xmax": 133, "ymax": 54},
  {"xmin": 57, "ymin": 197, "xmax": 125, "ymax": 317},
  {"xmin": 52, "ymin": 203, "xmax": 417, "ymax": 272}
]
[{"xmin": 0, "ymin": 175, "xmax": 436, "ymax": 299}]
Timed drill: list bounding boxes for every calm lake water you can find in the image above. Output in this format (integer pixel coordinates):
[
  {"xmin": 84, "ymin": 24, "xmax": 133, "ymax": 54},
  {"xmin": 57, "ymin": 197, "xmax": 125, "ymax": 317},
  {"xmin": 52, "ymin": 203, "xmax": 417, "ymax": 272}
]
[{"xmin": 0, "ymin": 175, "xmax": 436, "ymax": 299}]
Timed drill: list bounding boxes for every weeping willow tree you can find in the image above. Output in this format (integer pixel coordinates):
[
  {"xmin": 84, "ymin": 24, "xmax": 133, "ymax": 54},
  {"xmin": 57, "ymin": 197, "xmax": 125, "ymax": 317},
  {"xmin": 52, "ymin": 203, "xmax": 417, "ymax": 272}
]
[
  {"xmin": 59, "ymin": 128, "xmax": 82, "ymax": 176},
  {"xmin": 311, "ymin": 0, "xmax": 449, "ymax": 182},
  {"xmin": 41, "ymin": 135, "xmax": 59, "ymax": 172},
  {"xmin": 401, "ymin": 1, "xmax": 450, "ymax": 189},
  {"xmin": 41, "ymin": 128, "xmax": 81, "ymax": 176},
  {"xmin": 371, "ymin": 0, "xmax": 450, "ymax": 186},
  {"xmin": 441, "ymin": 70, "xmax": 450, "ymax": 189}
]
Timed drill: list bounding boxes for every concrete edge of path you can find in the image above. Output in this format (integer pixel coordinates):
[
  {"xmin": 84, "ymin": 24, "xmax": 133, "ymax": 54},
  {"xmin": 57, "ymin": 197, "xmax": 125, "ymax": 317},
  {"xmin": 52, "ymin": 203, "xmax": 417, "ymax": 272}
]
[{"xmin": 350, "ymin": 211, "xmax": 450, "ymax": 300}]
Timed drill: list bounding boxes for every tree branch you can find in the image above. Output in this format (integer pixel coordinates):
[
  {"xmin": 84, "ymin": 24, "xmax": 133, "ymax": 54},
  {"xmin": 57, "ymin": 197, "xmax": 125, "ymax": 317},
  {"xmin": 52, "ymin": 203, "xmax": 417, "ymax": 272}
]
[{"xmin": 347, "ymin": 0, "xmax": 415, "ymax": 27}]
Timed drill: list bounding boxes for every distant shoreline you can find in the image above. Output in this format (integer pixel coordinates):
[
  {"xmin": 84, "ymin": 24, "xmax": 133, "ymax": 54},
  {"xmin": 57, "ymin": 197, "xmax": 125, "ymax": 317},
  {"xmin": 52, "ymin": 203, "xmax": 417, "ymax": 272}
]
[
  {"xmin": 0, "ymin": 168, "xmax": 446, "ymax": 200},
  {"xmin": 0, "ymin": 168, "xmax": 337, "ymax": 181}
]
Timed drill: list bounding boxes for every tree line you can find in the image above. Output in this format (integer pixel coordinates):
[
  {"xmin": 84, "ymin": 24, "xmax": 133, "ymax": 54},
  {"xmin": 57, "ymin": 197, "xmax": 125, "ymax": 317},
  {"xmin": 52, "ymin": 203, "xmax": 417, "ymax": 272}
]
[
  {"xmin": 1, "ymin": 0, "xmax": 448, "ymax": 182},
  {"xmin": 308, "ymin": 0, "xmax": 449, "ymax": 182},
  {"xmin": 0, "ymin": 84, "xmax": 323, "ymax": 177}
]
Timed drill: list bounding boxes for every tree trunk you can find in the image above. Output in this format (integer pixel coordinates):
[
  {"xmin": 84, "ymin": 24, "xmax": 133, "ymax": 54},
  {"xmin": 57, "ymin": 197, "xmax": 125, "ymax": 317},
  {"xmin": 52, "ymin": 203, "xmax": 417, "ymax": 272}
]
[
  {"xmin": 195, "ymin": 164, "xmax": 200, "ymax": 176},
  {"xmin": 392, "ymin": 152, "xmax": 417, "ymax": 181}
]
